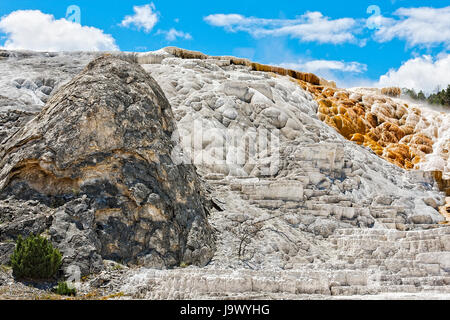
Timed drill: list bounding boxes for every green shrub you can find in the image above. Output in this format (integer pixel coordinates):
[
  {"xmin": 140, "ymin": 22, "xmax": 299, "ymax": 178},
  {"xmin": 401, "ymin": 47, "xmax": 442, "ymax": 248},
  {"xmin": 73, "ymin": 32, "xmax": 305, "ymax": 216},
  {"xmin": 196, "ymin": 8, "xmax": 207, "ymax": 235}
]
[
  {"xmin": 10, "ymin": 234, "xmax": 62, "ymax": 280},
  {"xmin": 55, "ymin": 281, "xmax": 76, "ymax": 296}
]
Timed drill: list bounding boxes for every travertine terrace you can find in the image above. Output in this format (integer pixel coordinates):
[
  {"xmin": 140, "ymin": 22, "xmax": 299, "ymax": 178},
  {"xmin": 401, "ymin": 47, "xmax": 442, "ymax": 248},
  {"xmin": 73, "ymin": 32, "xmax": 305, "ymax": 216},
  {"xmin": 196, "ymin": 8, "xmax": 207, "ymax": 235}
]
[{"xmin": 0, "ymin": 48, "xmax": 449, "ymax": 299}]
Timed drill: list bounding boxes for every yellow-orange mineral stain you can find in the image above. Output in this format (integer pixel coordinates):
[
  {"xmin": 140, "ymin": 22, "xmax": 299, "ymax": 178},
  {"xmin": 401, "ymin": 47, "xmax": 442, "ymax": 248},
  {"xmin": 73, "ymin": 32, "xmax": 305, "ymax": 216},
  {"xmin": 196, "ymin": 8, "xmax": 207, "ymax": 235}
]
[{"xmin": 294, "ymin": 80, "xmax": 434, "ymax": 170}]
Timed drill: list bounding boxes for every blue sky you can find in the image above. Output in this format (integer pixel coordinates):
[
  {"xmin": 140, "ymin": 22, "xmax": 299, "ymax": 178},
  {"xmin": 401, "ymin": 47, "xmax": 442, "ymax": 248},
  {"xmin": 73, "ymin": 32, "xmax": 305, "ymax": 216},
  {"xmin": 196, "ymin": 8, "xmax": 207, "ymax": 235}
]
[{"xmin": 0, "ymin": 0, "xmax": 449, "ymax": 90}]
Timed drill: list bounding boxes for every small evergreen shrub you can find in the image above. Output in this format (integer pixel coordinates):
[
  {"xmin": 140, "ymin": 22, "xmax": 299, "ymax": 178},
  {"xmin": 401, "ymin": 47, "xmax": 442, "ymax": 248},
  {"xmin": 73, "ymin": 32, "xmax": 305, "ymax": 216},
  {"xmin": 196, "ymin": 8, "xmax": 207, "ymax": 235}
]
[
  {"xmin": 10, "ymin": 234, "xmax": 62, "ymax": 280},
  {"xmin": 55, "ymin": 281, "xmax": 76, "ymax": 296}
]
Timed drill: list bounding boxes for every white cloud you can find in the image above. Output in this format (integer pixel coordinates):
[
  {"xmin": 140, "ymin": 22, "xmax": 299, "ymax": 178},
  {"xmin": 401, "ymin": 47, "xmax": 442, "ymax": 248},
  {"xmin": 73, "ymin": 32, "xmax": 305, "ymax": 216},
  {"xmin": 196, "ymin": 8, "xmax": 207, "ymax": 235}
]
[
  {"xmin": 157, "ymin": 28, "xmax": 192, "ymax": 41},
  {"xmin": 204, "ymin": 14, "xmax": 248, "ymax": 29},
  {"xmin": 204, "ymin": 11, "xmax": 361, "ymax": 45},
  {"xmin": 120, "ymin": 3, "xmax": 159, "ymax": 33},
  {"xmin": 0, "ymin": 10, "xmax": 118, "ymax": 51},
  {"xmin": 378, "ymin": 53, "xmax": 450, "ymax": 93},
  {"xmin": 374, "ymin": 6, "xmax": 450, "ymax": 47},
  {"xmin": 280, "ymin": 59, "xmax": 367, "ymax": 73}
]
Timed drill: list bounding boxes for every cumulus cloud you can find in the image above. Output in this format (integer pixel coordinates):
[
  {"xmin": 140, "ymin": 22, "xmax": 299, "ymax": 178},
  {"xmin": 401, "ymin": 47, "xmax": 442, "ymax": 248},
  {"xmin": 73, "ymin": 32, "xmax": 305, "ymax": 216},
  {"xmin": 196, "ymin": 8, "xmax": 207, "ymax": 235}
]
[
  {"xmin": 280, "ymin": 59, "xmax": 367, "ymax": 73},
  {"xmin": 374, "ymin": 6, "xmax": 450, "ymax": 47},
  {"xmin": 0, "ymin": 10, "xmax": 118, "ymax": 51},
  {"xmin": 204, "ymin": 11, "xmax": 361, "ymax": 45},
  {"xmin": 120, "ymin": 3, "xmax": 159, "ymax": 33},
  {"xmin": 204, "ymin": 14, "xmax": 248, "ymax": 29},
  {"xmin": 157, "ymin": 28, "xmax": 192, "ymax": 41},
  {"xmin": 378, "ymin": 53, "xmax": 450, "ymax": 93}
]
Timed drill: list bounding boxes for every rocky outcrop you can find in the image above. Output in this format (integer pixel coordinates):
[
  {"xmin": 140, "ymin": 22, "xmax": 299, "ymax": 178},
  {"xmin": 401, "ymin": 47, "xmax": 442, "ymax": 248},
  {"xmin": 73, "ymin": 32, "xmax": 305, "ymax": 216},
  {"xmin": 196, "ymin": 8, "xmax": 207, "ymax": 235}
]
[{"xmin": 0, "ymin": 55, "xmax": 215, "ymax": 275}]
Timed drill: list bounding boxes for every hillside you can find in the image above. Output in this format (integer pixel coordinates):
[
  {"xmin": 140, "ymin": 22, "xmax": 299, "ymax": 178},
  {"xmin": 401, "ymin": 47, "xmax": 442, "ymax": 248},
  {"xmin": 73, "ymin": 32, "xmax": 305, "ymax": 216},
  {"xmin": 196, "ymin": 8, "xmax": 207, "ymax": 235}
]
[{"xmin": 0, "ymin": 48, "xmax": 449, "ymax": 299}]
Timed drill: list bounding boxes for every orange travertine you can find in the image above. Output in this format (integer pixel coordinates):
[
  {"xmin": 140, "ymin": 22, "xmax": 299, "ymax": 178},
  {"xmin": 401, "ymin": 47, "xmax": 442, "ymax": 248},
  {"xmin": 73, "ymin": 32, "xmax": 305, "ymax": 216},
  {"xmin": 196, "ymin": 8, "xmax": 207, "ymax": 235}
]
[{"xmin": 295, "ymin": 80, "xmax": 435, "ymax": 170}]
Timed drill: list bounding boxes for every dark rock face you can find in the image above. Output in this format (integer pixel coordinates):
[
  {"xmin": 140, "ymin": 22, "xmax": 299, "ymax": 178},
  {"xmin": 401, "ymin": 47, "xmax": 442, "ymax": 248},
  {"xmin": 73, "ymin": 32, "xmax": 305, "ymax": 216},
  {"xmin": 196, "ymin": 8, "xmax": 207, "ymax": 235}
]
[
  {"xmin": 49, "ymin": 197, "xmax": 104, "ymax": 276},
  {"xmin": 0, "ymin": 110, "xmax": 37, "ymax": 144},
  {"xmin": 0, "ymin": 55, "xmax": 215, "ymax": 274},
  {"xmin": 0, "ymin": 198, "xmax": 53, "ymax": 265}
]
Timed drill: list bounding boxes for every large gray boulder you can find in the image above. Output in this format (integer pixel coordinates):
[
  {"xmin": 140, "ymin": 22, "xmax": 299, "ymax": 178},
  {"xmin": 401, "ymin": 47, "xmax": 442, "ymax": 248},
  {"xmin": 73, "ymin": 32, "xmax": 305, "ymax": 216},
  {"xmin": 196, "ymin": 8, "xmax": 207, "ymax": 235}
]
[{"xmin": 0, "ymin": 55, "xmax": 215, "ymax": 275}]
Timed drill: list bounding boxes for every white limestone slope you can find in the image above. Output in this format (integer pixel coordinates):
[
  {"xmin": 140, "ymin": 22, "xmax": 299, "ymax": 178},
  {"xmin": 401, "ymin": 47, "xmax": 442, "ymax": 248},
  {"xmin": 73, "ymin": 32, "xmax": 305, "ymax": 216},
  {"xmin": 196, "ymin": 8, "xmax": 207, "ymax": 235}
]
[
  {"xmin": 0, "ymin": 51, "xmax": 98, "ymax": 112},
  {"xmin": 138, "ymin": 50, "xmax": 445, "ymax": 224},
  {"xmin": 122, "ymin": 49, "xmax": 449, "ymax": 299}
]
